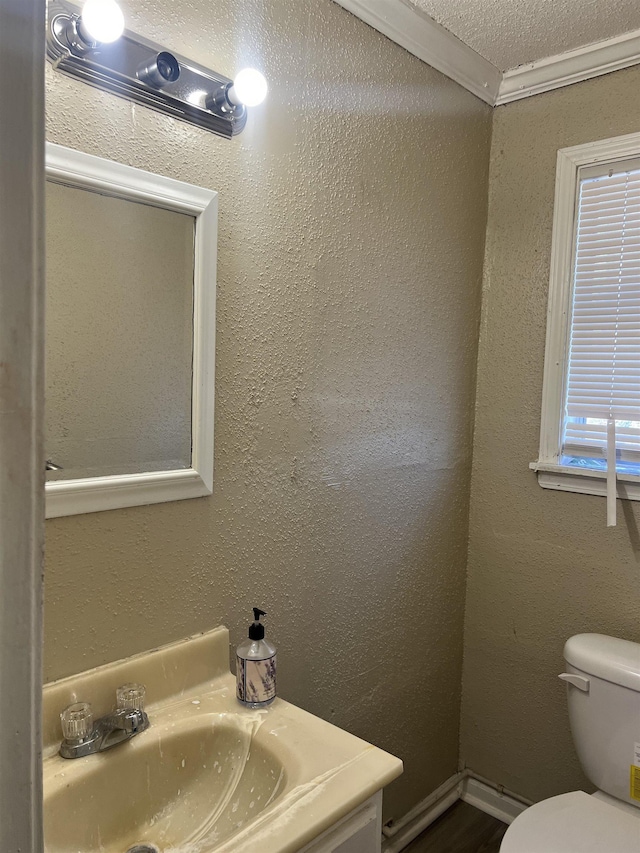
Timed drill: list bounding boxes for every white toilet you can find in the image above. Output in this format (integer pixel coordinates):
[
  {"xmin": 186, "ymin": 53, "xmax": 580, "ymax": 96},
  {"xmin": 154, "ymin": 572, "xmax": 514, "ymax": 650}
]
[{"xmin": 500, "ymin": 633, "xmax": 640, "ymax": 852}]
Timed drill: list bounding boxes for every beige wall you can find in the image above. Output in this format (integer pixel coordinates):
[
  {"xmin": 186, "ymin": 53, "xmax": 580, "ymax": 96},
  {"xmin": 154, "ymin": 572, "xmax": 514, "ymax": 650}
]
[
  {"xmin": 461, "ymin": 67, "xmax": 640, "ymax": 803},
  {"xmin": 44, "ymin": 0, "xmax": 491, "ymax": 819}
]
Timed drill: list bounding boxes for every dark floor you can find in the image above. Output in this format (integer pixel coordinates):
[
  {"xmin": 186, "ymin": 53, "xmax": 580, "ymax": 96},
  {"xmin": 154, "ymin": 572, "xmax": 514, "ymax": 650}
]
[{"xmin": 403, "ymin": 801, "xmax": 508, "ymax": 853}]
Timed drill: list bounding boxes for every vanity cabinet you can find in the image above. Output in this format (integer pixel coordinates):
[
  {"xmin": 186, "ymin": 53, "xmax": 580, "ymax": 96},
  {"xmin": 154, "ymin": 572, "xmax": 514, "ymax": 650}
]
[
  {"xmin": 300, "ymin": 792, "xmax": 383, "ymax": 853},
  {"xmin": 42, "ymin": 629, "xmax": 402, "ymax": 853}
]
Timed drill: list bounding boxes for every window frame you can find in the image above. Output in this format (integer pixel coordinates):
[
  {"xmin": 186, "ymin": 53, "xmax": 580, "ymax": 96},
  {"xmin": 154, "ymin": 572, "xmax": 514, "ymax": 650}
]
[{"xmin": 533, "ymin": 131, "xmax": 640, "ymax": 502}]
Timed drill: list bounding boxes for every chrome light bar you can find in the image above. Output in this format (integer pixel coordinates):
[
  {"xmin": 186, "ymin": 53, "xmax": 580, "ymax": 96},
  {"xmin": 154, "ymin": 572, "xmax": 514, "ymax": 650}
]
[{"xmin": 46, "ymin": 0, "xmax": 248, "ymax": 138}]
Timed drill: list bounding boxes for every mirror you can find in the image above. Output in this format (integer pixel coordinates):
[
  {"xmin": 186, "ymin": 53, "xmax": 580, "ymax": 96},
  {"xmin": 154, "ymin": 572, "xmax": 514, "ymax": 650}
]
[{"xmin": 45, "ymin": 143, "xmax": 217, "ymax": 518}]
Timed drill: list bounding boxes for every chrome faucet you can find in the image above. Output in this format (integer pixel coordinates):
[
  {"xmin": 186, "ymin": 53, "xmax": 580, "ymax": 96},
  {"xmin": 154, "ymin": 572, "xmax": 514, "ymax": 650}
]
[{"xmin": 59, "ymin": 683, "xmax": 149, "ymax": 759}]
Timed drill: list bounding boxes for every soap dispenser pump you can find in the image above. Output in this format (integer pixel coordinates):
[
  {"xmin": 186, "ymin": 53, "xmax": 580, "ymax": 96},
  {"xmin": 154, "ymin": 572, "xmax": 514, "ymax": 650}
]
[{"xmin": 236, "ymin": 608, "xmax": 277, "ymax": 708}]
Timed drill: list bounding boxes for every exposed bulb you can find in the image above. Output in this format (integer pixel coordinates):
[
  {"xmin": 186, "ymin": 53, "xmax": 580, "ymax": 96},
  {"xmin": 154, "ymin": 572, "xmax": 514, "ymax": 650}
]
[
  {"xmin": 80, "ymin": 0, "xmax": 125, "ymax": 44},
  {"xmin": 228, "ymin": 68, "xmax": 268, "ymax": 107}
]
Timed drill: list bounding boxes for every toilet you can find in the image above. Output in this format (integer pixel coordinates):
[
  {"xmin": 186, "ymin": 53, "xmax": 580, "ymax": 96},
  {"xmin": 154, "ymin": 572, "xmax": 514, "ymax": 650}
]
[{"xmin": 500, "ymin": 633, "xmax": 640, "ymax": 852}]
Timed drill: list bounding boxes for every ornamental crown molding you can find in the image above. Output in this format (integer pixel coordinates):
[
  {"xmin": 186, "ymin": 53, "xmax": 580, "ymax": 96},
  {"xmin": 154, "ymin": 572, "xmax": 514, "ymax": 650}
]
[{"xmin": 333, "ymin": 0, "xmax": 640, "ymax": 107}]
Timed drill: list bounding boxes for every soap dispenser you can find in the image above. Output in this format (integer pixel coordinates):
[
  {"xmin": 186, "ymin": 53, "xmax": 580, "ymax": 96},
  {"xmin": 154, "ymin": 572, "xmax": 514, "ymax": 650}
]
[{"xmin": 236, "ymin": 608, "xmax": 277, "ymax": 708}]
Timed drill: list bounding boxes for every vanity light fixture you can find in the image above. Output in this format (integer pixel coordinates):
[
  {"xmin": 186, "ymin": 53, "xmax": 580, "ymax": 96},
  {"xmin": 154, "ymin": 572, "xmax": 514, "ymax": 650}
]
[
  {"xmin": 46, "ymin": 0, "xmax": 267, "ymax": 138},
  {"xmin": 78, "ymin": 0, "xmax": 124, "ymax": 44},
  {"xmin": 61, "ymin": 0, "xmax": 124, "ymax": 55},
  {"xmin": 206, "ymin": 68, "xmax": 268, "ymax": 113}
]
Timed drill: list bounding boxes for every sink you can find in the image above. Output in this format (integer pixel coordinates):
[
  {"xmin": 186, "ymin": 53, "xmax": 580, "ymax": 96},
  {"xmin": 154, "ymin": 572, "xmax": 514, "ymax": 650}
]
[
  {"xmin": 42, "ymin": 628, "xmax": 402, "ymax": 853},
  {"xmin": 45, "ymin": 717, "xmax": 287, "ymax": 852}
]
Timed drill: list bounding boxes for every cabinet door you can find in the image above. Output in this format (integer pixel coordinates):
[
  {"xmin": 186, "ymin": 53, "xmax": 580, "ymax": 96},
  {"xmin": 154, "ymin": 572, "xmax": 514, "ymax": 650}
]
[{"xmin": 301, "ymin": 792, "xmax": 382, "ymax": 853}]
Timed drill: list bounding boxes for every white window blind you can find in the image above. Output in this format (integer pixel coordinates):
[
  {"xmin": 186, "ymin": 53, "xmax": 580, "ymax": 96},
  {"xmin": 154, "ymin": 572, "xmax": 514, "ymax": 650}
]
[{"xmin": 562, "ymin": 163, "xmax": 640, "ymax": 472}]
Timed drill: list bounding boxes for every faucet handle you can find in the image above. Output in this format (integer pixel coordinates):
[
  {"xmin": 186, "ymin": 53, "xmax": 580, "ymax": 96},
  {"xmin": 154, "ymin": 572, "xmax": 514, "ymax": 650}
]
[
  {"xmin": 60, "ymin": 702, "xmax": 93, "ymax": 741},
  {"xmin": 116, "ymin": 682, "xmax": 146, "ymax": 712}
]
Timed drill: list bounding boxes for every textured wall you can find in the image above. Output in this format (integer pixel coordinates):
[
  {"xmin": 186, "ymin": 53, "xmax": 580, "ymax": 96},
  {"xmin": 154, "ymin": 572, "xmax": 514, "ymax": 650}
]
[
  {"xmin": 461, "ymin": 67, "xmax": 640, "ymax": 803},
  {"xmin": 44, "ymin": 0, "xmax": 491, "ymax": 820}
]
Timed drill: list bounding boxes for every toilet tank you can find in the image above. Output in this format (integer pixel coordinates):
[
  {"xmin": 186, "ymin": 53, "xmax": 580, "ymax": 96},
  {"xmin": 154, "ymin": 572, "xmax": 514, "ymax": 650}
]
[{"xmin": 563, "ymin": 633, "xmax": 640, "ymax": 809}]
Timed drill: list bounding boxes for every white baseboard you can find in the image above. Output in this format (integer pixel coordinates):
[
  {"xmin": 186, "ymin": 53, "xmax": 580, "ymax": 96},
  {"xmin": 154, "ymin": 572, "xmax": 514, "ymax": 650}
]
[
  {"xmin": 461, "ymin": 776, "xmax": 530, "ymax": 825},
  {"xmin": 381, "ymin": 771, "xmax": 465, "ymax": 853},
  {"xmin": 382, "ymin": 770, "xmax": 530, "ymax": 852}
]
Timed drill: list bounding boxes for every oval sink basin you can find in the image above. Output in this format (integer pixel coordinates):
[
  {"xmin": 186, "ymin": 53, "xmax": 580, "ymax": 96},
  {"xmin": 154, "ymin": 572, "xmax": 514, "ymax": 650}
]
[{"xmin": 44, "ymin": 717, "xmax": 287, "ymax": 853}]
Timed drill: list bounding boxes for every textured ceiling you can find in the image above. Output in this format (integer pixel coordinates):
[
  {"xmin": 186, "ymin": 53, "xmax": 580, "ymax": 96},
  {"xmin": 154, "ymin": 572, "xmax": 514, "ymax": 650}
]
[{"xmin": 410, "ymin": 0, "xmax": 640, "ymax": 70}]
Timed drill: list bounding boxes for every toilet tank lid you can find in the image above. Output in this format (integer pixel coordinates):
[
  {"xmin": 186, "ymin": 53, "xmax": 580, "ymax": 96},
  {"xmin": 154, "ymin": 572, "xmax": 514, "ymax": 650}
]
[{"xmin": 564, "ymin": 634, "xmax": 640, "ymax": 691}]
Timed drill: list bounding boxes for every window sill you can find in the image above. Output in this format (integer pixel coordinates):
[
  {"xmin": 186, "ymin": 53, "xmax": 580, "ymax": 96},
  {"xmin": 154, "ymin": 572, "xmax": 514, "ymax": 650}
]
[{"xmin": 530, "ymin": 462, "xmax": 640, "ymax": 502}]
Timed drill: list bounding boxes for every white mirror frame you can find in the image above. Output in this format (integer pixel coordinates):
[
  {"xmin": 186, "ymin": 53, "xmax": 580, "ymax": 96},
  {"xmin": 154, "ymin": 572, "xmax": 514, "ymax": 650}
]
[{"xmin": 45, "ymin": 143, "xmax": 217, "ymax": 518}]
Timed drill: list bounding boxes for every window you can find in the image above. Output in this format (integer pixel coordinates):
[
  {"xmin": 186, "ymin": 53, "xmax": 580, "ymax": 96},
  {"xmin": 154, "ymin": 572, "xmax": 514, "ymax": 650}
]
[{"xmin": 534, "ymin": 132, "xmax": 640, "ymax": 507}]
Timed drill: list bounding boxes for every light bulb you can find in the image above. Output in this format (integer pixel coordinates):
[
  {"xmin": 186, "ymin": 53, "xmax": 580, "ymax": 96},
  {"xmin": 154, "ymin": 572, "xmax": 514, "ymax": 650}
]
[
  {"xmin": 80, "ymin": 0, "xmax": 125, "ymax": 44},
  {"xmin": 228, "ymin": 68, "xmax": 268, "ymax": 107}
]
